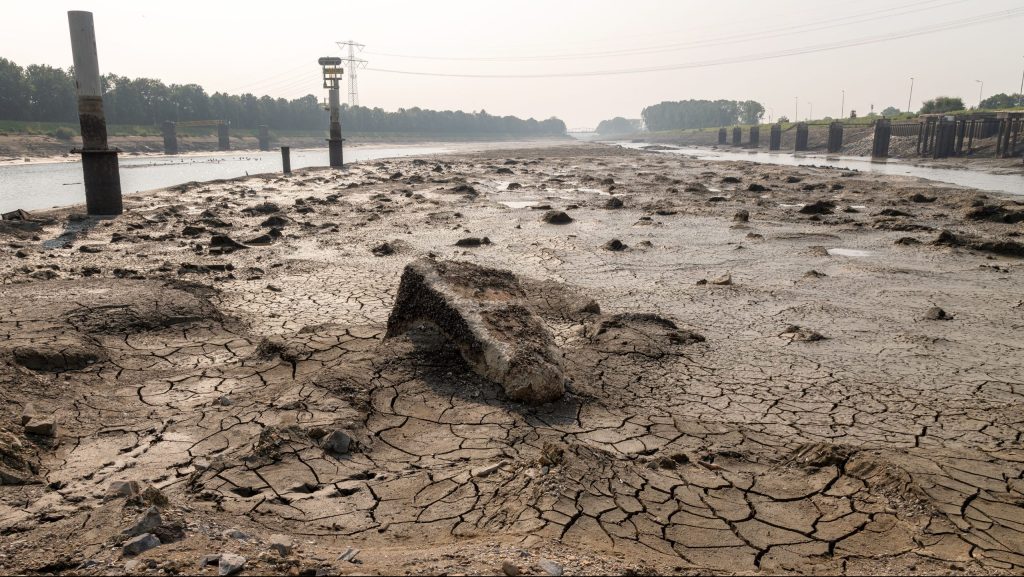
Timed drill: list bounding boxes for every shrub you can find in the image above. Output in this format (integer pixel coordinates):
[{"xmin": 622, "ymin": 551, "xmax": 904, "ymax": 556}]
[{"xmin": 53, "ymin": 127, "xmax": 75, "ymax": 140}]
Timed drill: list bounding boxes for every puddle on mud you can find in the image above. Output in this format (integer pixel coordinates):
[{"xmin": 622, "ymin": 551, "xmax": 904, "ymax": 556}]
[
  {"xmin": 499, "ymin": 200, "xmax": 541, "ymax": 209},
  {"xmin": 828, "ymin": 248, "xmax": 872, "ymax": 257}
]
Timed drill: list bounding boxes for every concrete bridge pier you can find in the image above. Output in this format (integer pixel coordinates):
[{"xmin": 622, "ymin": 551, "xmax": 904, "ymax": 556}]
[
  {"xmin": 769, "ymin": 124, "xmax": 781, "ymax": 151},
  {"xmin": 258, "ymin": 125, "xmax": 270, "ymax": 151},
  {"xmin": 749, "ymin": 126, "xmax": 760, "ymax": 149},
  {"xmin": 718, "ymin": 128, "xmax": 727, "ymax": 145},
  {"xmin": 826, "ymin": 121, "xmax": 843, "ymax": 154},
  {"xmin": 872, "ymin": 119, "xmax": 892, "ymax": 159},
  {"xmin": 218, "ymin": 124, "xmax": 230, "ymax": 151},
  {"xmin": 162, "ymin": 121, "xmax": 178, "ymax": 155},
  {"xmin": 794, "ymin": 123, "xmax": 809, "ymax": 152}
]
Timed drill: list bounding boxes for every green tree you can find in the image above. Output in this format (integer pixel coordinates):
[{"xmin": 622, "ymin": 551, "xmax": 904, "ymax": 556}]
[
  {"xmin": 739, "ymin": 100, "xmax": 765, "ymax": 125},
  {"xmin": 0, "ymin": 58, "xmax": 30, "ymax": 120},
  {"xmin": 596, "ymin": 117, "xmax": 636, "ymax": 135},
  {"xmin": 24, "ymin": 64, "xmax": 76, "ymax": 122},
  {"xmin": 919, "ymin": 96, "xmax": 965, "ymax": 114},
  {"xmin": 880, "ymin": 106, "xmax": 901, "ymax": 117},
  {"xmin": 979, "ymin": 93, "xmax": 1021, "ymax": 109}
]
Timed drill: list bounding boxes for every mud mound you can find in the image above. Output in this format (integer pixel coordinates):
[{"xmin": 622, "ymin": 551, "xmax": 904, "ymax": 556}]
[
  {"xmin": 5, "ymin": 334, "xmax": 107, "ymax": 372},
  {"xmin": 0, "ymin": 427, "xmax": 41, "ymax": 484},
  {"xmin": 63, "ymin": 285, "xmax": 221, "ymax": 335},
  {"xmin": 584, "ymin": 313, "xmax": 704, "ymax": 357},
  {"xmin": 386, "ymin": 259, "xmax": 565, "ymax": 404}
]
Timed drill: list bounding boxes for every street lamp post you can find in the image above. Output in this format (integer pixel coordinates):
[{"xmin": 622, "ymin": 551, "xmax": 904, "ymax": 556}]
[
  {"xmin": 907, "ymin": 77, "xmax": 914, "ymax": 114},
  {"xmin": 975, "ymin": 80, "xmax": 984, "ymax": 109}
]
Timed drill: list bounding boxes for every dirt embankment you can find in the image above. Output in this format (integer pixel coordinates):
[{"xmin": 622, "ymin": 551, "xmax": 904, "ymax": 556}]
[{"xmin": 1, "ymin": 142, "xmax": 1023, "ymax": 575}]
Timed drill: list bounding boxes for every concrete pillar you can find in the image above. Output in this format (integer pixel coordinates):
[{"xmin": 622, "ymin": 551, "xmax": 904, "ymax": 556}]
[
  {"xmin": 258, "ymin": 125, "xmax": 270, "ymax": 151},
  {"xmin": 328, "ymin": 87, "xmax": 343, "ymax": 168},
  {"xmin": 281, "ymin": 146, "xmax": 291, "ymax": 174},
  {"xmin": 731, "ymin": 126, "xmax": 741, "ymax": 146},
  {"xmin": 826, "ymin": 121, "xmax": 844, "ymax": 154},
  {"xmin": 68, "ymin": 11, "xmax": 122, "ymax": 216},
  {"xmin": 769, "ymin": 124, "xmax": 782, "ymax": 151},
  {"xmin": 955, "ymin": 119, "xmax": 967, "ymax": 155},
  {"xmin": 933, "ymin": 119, "xmax": 956, "ymax": 159},
  {"xmin": 218, "ymin": 123, "xmax": 230, "ymax": 151},
  {"xmin": 718, "ymin": 128, "xmax": 727, "ymax": 145},
  {"xmin": 872, "ymin": 118, "xmax": 892, "ymax": 159},
  {"xmin": 162, "ymin": 121, "xmax": 178, "ymax": 155},
  {"xmin": 794, "ymin": 123, "xmax": 809, "ymax": 152},
  {"xmin": 749, "ymin": 126, "xmax": 760, "ymax": 149}
]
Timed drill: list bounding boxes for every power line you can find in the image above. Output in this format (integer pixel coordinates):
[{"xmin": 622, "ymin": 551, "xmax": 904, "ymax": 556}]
[
  {"xmin": 365, "ymin": 8, "xmax": 1023, "ymax": 79},
  {"xmin": 364, "ymin": 0, "xmax": 965, "ymax": 63}
]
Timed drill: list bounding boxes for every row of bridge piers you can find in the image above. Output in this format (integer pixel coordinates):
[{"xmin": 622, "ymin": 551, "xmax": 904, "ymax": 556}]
[
  {"xmin": 160, "ymin": 122, "xmax": 272, "ymax": 155},
  {"xmin": 717, "ymin": 112, "xmax": 1022, "ymax": 160}
]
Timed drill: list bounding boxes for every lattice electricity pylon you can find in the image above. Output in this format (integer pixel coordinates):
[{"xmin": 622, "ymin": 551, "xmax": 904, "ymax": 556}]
[{"xmin": 336, "ymin": 41, "xmax": 367, "ymax": 107}]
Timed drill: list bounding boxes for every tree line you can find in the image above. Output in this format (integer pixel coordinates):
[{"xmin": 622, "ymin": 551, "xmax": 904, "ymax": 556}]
[
  {"xmin": 641, "ymin": 99, "xmax": 765, "ymax": 131},
  {"xmin": 0, "ymin": 57, "xmax": 566, "ymax": 135}
]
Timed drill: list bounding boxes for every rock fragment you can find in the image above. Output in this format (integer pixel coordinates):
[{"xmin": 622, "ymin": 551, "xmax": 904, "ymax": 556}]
[
  {"xmin": 23, "ymin": 418, "xmax": 57, "ymax": 437},
  {"xmin": 218, "ymin": 554, "xmax": 246, "ymax": 576},
  {"xmin": 209, "ymin": 235, "xmax": 248, "ymax": 255},
  {"xmin": 733, "ymin": 210, "xmax": 749, "ymax": 222},
  {"xmin": 604, "ymin": 197, "xmax": 624, "ymax": 209},
  {"xmin": 123, "ymin": 506, "xmax": 162, "ymax": 537},
  {"xmin": 455, "ymin": 237, "xmax": 491, "ymax": 247},
  {"xmin": 268, "ymin": 534, "xmax": 293, "ymax": 557},
  {"xmin": 710, "ymin": 274, "xmax": 732, "ymax": 285},
  {"xmin": 122, "ymin": 533, "xmax": 160, "ymax": 557},
  {"xmin": 603, "ymin": 239, "xmax": 627, "ymax": 251},
  {"xmin": 385, "ymin": 259, "xmax": 564, "ymax": 403},
  {"xmin": 799, "ymin": 201, "xmax": 835, "ymax": 215},
  {"xmin": 542, "ymin": 211, "xmax": 573, "ymax": 225},
  {"xmin": 924, "ymin": 307, "xmax": 951, "ymax": 320},
  {"xmin": 321, "ymin": 430, "xmax": 352, "ymax": 455}
]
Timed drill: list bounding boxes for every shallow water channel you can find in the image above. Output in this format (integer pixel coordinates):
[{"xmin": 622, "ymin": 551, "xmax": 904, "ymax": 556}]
[
  {"xmin": 0, "ymin": 146, "xmax": 447, "ymax": 213},
  {"xmin": 618, "ymin": 142, "xmax": 1024, "ymax": 197}
]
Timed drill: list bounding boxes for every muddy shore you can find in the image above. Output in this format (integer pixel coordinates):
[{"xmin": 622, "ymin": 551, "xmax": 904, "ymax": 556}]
[{"xmin": 1, "ymin": 141, "xmax": 1023, "ymax": 575}]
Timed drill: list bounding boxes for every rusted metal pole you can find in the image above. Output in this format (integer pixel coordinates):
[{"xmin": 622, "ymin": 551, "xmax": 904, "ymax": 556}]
[
  {"xmin": 281, "ymin": 146, "xmax": 291, "ymax": 174},
  {"xmin": 68, "ymin": 11, "xmax": 122, "ymax": 216},
  {"xmin": 328, "ymin": 88, "xmax": 344, "ymax": 167}
]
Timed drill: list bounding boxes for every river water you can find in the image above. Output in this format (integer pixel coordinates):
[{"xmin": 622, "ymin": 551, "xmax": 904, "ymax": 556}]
[
  {"xmin": 617, "ymin": 143, "xmax": 1024, "ymax": 197},
  {"xmin": 0, "ymin": 146, "xmax": 447, "ymax": 213}
]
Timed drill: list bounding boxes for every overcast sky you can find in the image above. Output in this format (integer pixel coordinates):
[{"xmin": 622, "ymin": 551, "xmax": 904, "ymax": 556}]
[{"xmin": 5, "ymin": 0, "xmax": 1024, "ymax": 127}]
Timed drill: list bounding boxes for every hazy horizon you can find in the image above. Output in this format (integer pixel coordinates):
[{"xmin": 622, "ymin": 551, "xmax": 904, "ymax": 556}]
[{"xmin": 5, "ymin": 0, "xmax": 1024, "ymax": 127}]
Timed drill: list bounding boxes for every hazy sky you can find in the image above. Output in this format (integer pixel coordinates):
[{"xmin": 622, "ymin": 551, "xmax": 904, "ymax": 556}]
[{"xmin": 5, "ymin": 0, "xmax": 1024, "ymax": 127}]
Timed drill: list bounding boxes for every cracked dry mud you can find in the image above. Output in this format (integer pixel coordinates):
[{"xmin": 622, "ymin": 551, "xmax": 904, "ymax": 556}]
[{"xmin": 1, "ymin": 142, "xmax": 1023, "ymax": 576}]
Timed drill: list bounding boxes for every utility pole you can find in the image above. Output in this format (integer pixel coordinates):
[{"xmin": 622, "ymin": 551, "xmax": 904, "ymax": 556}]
[
  {"xmin": 68, "ymin": 11, "xmax": 122, "ymax": 215},
  {"xmin": 336, "ymin": 41, "xmax": 367, "ymax": 107},
  {"xmin": 319, "ymin": 57, "xmax": 344, "ymax": 168},
  {"xmin": 809, "ymin": 102, "xmax": 813, "ymax": 121},
  {"xmin": 794, "ymin": 97, "xmax": 798, "ymax": 123},
  {"xmin": 975, "ymin": 79, "xmax": 984, "ymax": 109},
  {"xmin": 1019, "ymin": 57, "xmax": 1023, "ymax": 107},
  {"xmin": 907, "ymin": 77, "xmax": 914, "ymax": 114},
  {"xmin": 841, "ymin": 89, "xmax": 845, "ymax": 119}
]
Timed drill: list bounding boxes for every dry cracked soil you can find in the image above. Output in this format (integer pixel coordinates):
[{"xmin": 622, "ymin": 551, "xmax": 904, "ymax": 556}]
[{"xmin": 1, "ymin": 142, "xmax": 1023, "ymax": 576}]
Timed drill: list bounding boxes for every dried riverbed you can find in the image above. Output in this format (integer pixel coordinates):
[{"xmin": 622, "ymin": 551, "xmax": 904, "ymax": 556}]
[{"xmin": 1, "ymin": 142, "xmax": 1023, "ymax": 575}]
